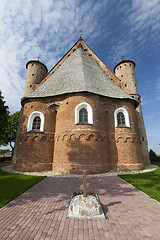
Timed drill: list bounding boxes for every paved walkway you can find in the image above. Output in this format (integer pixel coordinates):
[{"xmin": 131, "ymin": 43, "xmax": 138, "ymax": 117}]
[{"xmin": 0, "ymin": 176, "xmax": 160, "ymax": 240}]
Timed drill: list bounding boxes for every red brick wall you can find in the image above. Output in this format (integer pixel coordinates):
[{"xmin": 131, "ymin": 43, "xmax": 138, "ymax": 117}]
[
  {"xmin": 114, "ymin": 60, "xmax": 150, "ymax": 169},
  {"xmin": 12, "ymin": 99, "xmax": 56, "ymax": 171},
  {"xmin": 12, "ymin": 93, "xmax": 150, "ymax": 173},
  {"xmin": 24, "ymin": 61, "xmax": 48, "ymax": 97}
]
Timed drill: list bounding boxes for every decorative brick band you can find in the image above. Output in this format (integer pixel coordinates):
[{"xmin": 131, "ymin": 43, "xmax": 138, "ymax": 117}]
[{"xmin": 54, "ymin": 131, "xmax": 141, "ymax": 143}]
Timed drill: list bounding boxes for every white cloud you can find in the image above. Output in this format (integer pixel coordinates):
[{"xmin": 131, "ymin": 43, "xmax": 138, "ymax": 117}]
[
  {"xmin": 106, "ymin": 0, "xmax": 160, "ymax": 68},
  {"xmin": 0, "ymin": 0, "xmax": 160, "ymax": 114},
  {"xmin": 0, "ymin": 0, "xmax": 109, "ymax": 113},
  {"xmin": 129, "ymin": 0, "xmax": 160, "ymax": 45}
]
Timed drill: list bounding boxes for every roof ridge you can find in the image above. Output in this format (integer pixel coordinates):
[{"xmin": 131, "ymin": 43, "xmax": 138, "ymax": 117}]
[
  {"xmin": 78, "ymin": 46, "xmax": 87, "ymax": 91},
  {"xmin": 79, "ymin": 48, "xmax": 133, "ymax": 100}
]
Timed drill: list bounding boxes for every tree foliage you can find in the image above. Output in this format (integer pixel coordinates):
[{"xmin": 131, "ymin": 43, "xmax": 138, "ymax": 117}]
[
  {"xmin": 149, "ymin": 149, "xmax": 157, "ymax": 157},
  {"xmin": 0, "ymin": 90, "xmax": 9, "ymax": 138},
  {"xmin": 2, "ymin": 111, "xmax": 20, "ymax": 152},
  {"xmin": 0, "ymin": 91, "xmax": 20, "ymax": 158},
  {"xmin": 0, "ymin": 149, "xmax": 10, "ymax": 156}
]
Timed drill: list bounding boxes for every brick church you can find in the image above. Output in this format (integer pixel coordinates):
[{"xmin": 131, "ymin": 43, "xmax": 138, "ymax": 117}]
[{"xmin": 12, "ymin": 38, "xmax": 150, "ymax": 174}]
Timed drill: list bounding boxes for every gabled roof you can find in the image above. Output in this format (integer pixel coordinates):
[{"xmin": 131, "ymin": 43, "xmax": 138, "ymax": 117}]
[
  {"xmin": 26, "ymin": 45, "xmax": 133, "ymax": 101},
  {"xmin": 39, "ymin": 38, "xmax": 120, "ymax": 86}
]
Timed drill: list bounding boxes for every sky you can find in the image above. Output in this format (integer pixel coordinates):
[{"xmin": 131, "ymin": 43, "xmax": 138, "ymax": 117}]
[{"xmin": 0, "ymin": 0, "xmax": 160, "ymax": 153}]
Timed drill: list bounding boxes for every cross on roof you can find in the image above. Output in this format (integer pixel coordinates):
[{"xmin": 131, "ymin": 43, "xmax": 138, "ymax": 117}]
[
  {"xmin": 79, "ymin": 170, "xmax": 90, "ymax": 197},
  {"xmin": 79, "ymin": 30, "xmax": 83, "ymax": 39},
  {"xmin": 37, "ymin": 56, "xmax": 40, "ymax": 61}
]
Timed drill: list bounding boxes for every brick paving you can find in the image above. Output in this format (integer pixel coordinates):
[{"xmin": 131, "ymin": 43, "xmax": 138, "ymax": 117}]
[{"xmin": 0, "ymin": 176, "xmax": 160, "ymax": 240}]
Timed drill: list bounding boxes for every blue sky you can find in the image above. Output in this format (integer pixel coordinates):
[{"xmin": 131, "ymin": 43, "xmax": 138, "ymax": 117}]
[{"xmin": 0, "ymin": 0, "xmax": 160, "ymax": 153}]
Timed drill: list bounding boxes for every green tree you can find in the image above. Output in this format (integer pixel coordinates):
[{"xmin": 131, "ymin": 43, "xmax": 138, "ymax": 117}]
[
  {"xmin": 0, "ymin": 90, "xmax": 9, "ymax": 140},
  {"xmin": 2, "ymin": 111, "xmax": 20, "ymax": 157},
  {"xmin": 149, "ymin": 149, "xmax": 157, "ymax": 157},
  {"xmin": 0, "ymin": 149, "xmax": 10, "ymax": 156}
]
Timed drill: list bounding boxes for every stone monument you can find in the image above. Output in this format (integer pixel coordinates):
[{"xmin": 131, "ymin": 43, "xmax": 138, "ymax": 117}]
[{"xmin": 67, "ymin": 170, "xmax": 105, "ymax": 219}]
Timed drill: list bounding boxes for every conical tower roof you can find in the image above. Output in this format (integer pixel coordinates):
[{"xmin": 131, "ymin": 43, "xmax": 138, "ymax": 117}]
[{"xmin": 25, "ymin": 45, "xmax": 134, "ymax": 101}]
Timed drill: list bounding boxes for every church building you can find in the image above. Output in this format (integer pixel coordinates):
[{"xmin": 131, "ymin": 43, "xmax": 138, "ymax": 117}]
[{"xmin": 12, "ymin": 38, "xmax": 150, "ymax": 174}]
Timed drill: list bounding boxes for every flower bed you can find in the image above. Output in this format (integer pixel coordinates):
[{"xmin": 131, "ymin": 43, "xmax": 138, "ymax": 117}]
[{"xmin": 72, "ymin": 192, "xmax": 96, "ymax": 199}]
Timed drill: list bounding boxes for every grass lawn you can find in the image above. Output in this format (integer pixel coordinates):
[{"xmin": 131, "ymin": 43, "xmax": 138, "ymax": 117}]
[
  {"xmin": 0, "ymin": 166, "xmax": 45, "ymax": 208},
  {"xmin": 119, "ymin": 162, "xmax": 160, "ymax": 202}
]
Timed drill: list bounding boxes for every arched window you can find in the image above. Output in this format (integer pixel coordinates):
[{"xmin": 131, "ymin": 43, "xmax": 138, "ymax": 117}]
[
  {"xmin": 75, "ymin": 102, "xmax": 93, "ymax": 124},
  {"xmin": 117, "ymin": 112, "xmax": 125, "ymax": 126},
  {"xmin": 79, "ymin": 108, "xmax": 88, "ymax": 123},
  {"xmin": 32, "ymin": 116, "xmax": 41, "ymax": 130},
  {"xmin": 114, "ymin": 108, "xmax": 130, "ymax": 128},
  {"xmin": 27, "ymin": 111, "xmax": 44, "ymax": 132}
]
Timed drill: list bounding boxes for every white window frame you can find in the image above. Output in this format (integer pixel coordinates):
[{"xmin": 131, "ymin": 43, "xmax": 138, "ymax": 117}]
[
  {"xmin": 114, "ymin": 108, "xmax": 130, "ymax": 128},
  {"xmin": 27, "ymin": 111, "xmax": 45, "ymax": 132},
  {"xmin": 75, "ymin": 102, "xmax": 93, "ymax": 124}
]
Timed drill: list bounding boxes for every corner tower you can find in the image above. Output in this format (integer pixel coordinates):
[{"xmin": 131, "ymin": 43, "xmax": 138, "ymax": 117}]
[
  {"xmin": 23, "ymin": 60, "xmax": 48, "ymax": 97},
  {"xmin": 114, "ymin": 60, "xmax": 140, "ymax": 101},
  {"xmin": 114, "ymin": 60, "xmax": 150, "ymax": 166}
]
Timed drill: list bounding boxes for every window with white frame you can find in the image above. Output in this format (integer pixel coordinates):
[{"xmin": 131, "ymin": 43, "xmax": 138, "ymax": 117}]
[
  {"xmin": 27, "ymin": 111, "xmax": 45, "ymax": 132},
  {"xmin": 75, "ymin": 102, "xmax": 93, "ymax": 124},
  {"xmin": 114, "ymin": 108, "xmax": 130, "ymax": 128},
  {"xmin": 32, "ymin": 116, "xmax": 41, "ymax": 130}
]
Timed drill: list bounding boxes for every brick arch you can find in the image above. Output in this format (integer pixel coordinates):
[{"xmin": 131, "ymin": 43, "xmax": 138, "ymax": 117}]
[
  {"xmin": 70, "ymin": 134, "xmax": 77, "ymax": 140},
  {"xmin": 62, "ymin": 134, "xmax": 69, "ymax": 141},
  {"xmin": 102, "ymin": 135, "xmax": 108, "ymax": 142},
  {"xmin": 87, "ymin": 134, "xmax": 95, "ymax": 141},
  {"xmin": 33, "ymin": 136, "xmax": 39, "ymax": 142},
  {"xmin": 79, "ymin": 134, "xmax": 87, "ymax": 141},
  {"xmin": 56, "ymin": 135, "xmax": 62, "ymax": 141},
  {"xmin": 95, "ymin": 135, "xmax": 103, "ymax": 141},
  {"xmin": 117, "ymin": 137, "xmax": 123, "ymax": 143},
  {"xmin": 110, "ymin": 137, "xmax": 116, "ymax": 142},
  {"xmin": 27, "ymin": 111, "xmax": 45, "ymax": 132},
  {"xmin": 125, "ymin": 137, "xmax": 132, "ymax": 143},
  {"xmin": 40, "ymin": 136, "xmax": 46, "ymax": 142},
  {"xmin": 75, "ymin": 102, "xmax": 93, "ymax": 124},
  {"xmin": 114, "ymin": 108, "xmax": 130, "ymax": 128}
]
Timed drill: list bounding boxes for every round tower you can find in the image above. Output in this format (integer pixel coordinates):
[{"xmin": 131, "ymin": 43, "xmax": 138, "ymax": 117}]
[
  {"xmin": 23, "ymin": 60, "xmax": 48, "ymax": 97},
  {"xmin": 114, "ymin": 60, "xmax": 150, "ymax": 166},
  {"xmin": 114, "ymin": 60, "xmax": 140, "ymax": 101}
]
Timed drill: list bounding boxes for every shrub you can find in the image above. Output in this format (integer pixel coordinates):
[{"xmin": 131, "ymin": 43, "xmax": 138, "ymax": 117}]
[{"xmin": 149, "ymin": 149, "xmax": 157, "ymax": 157}]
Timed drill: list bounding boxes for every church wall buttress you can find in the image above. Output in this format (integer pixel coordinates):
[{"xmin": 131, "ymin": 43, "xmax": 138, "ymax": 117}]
[
  {"xmin": 53, "ymin": 94, "xmax": 112, "ymax": 174},
  {"xmin": 112, "ymin": 100, "xmax": 144, "ymax": 171},
  {"xmin": 114, "ymin": 60, "xmax": 150, "ymax": 167},
  {"xmin": 12, "ymin": 100, "xmax": 55, "ymax": 171}
]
